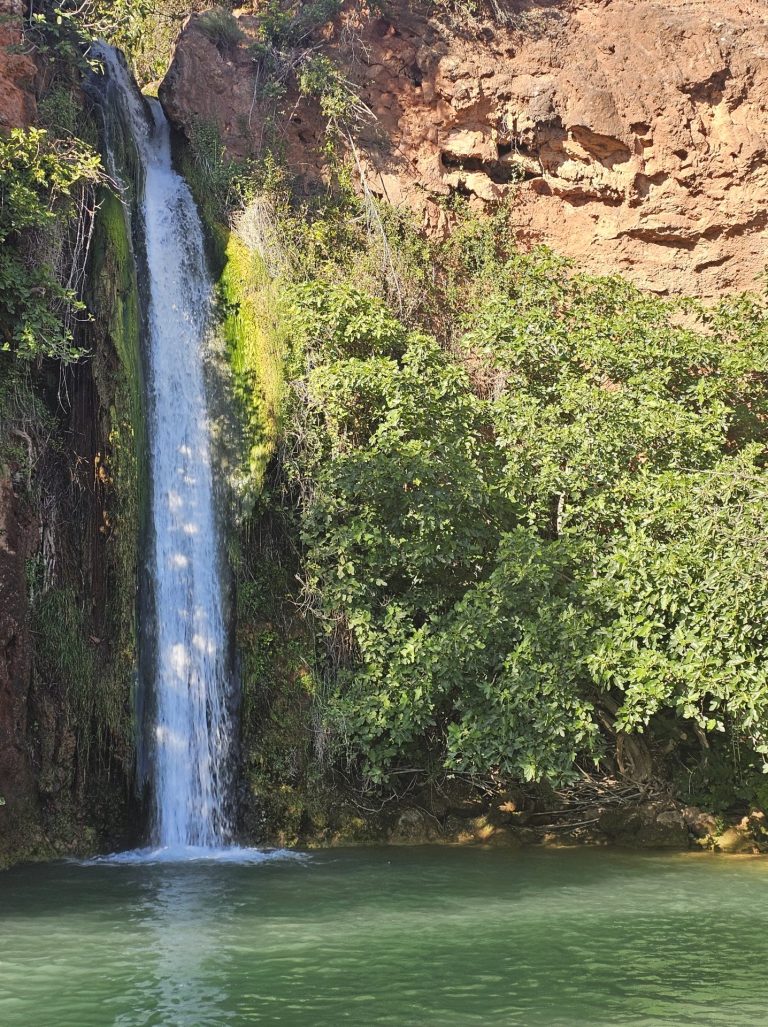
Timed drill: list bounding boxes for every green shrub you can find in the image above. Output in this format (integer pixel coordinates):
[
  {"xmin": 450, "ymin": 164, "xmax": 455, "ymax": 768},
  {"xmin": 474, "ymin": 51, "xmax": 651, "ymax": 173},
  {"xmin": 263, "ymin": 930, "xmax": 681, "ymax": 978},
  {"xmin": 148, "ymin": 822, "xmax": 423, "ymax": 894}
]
[
  {"xmin": 254, "ymin": 0, "xmax": 343, "ymax": 48},
  {"xmin": 182, "ymin": 117, "xmax": 251, "ymax": 227},
  {"xmin": 197, "ymin": 7, "xmax": 245, "ymax": 51},
  {"xmin": 277, "ymin": 261, "xmax": 768, "ymax": 787},
  {"xmin": 37, "ymin": 85, "xmax": 80, "ymax": 137},
  {"xmin": 84, "ymin": 0, "xmax": 231, "ymax": 83},
  {"xmin": 298, "ymin": 54, "xmax": 361, "ymax": 129},
  {"xmin": 0, "ymin": 128, "xmax": 102, "ymax": 362}
]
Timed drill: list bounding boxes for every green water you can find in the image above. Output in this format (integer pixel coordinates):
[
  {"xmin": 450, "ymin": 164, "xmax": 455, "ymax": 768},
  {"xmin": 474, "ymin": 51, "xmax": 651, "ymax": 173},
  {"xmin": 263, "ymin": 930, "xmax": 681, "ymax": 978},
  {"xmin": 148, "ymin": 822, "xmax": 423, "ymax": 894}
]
[{"xmin": 1, "ymin": 847, "xmax": 767, "ymax": 1026}]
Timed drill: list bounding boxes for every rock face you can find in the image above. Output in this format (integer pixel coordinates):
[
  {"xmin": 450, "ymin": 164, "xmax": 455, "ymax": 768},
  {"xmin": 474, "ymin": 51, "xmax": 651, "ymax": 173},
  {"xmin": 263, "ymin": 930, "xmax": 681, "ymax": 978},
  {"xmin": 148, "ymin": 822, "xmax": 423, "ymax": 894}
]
[
  {"xmin": 0, "ymin": 0, "xmax": 37, "ymax": 130},
  {"xmin": 598, "ymin": 803, "xmax": 689, "ymax": 849},
  {"xmin": 0, "ymin": 476, "xmax": 40, "ymax": 862},
  {"xmin": 161, "ymin": 0, "xmax": 768, "ymax": 297},
  {"xmin": 0, "ymin": 0, "xmax": 41, "ymax": 865}
]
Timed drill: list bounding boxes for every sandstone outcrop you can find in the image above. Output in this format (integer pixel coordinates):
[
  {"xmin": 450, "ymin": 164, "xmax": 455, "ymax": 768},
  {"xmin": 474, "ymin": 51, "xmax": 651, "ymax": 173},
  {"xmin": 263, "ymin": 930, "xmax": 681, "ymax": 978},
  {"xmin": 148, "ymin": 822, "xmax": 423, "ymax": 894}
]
[
  {"xmin": 0, "ymin": 0, "xmax": 37, "ymax": 130},
  {"xmin": 161, "ymin": 0, "xmax": 768, "ymax": 297}
]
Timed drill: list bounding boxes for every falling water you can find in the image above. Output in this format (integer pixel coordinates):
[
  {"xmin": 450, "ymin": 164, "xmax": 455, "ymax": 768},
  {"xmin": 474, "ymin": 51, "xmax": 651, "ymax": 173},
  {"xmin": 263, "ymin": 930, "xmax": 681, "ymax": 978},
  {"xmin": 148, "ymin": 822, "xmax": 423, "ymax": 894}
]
[{"xmin": 93, "ymin": 48, "xmax": 233, "ymax": 851}]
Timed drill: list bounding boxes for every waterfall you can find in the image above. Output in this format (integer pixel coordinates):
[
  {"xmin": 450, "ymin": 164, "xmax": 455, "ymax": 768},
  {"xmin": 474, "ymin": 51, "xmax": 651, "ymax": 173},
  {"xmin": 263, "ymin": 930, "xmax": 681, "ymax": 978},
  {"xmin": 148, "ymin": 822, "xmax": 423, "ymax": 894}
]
[{"xmin": 92, "ymin": 48, "xmax": 233, "ymax": 851}]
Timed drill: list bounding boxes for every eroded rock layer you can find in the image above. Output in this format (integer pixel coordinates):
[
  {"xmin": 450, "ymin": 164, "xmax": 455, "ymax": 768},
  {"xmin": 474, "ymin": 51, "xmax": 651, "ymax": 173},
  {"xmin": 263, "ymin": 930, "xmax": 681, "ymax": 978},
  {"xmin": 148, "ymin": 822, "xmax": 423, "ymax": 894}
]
[{"xmin": 161, "ymin": 0, "xmax": 768, "ymax": 296}]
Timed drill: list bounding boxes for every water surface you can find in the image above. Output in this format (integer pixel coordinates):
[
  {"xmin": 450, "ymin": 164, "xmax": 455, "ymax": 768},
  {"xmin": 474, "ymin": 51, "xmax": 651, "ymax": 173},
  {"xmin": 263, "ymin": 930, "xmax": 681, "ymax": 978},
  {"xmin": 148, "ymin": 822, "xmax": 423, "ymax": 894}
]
[{"xmin": 1, "ymin": 847, "xmax": 766, "ymax": 1026}]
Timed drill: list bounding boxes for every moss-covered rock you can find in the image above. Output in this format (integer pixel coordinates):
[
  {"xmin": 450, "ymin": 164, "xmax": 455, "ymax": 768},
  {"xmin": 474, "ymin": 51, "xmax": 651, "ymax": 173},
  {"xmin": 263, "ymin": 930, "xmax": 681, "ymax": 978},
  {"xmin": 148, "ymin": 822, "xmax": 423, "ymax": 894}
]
[
  {"xmin": 18, "ymin": 184, "xmax": 147, "ymax": 862},
  {"xmin": 220, "ymin": 234, "xmax": 288, "ymax": 502}
]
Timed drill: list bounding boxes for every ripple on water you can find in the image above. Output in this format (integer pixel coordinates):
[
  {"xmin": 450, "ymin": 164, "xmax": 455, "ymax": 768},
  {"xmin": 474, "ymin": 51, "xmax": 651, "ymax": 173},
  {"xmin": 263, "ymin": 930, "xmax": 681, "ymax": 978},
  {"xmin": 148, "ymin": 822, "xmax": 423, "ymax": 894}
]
[
  {"xmin": 78, "ymin": 845, "xmax": 308, "ymax": 866},
  {"xmin": 3, "ymin": 848, "xmax": 768, "ymax": 1027}
]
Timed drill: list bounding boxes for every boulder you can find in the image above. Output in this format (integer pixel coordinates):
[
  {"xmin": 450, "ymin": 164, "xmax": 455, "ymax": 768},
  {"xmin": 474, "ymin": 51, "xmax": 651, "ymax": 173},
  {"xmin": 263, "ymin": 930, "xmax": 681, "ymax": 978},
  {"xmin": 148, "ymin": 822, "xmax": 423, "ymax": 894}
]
[
  {"xmin": 714, "ymin": 825, "xmax": 756, "ymax": 855},
  {"xmin": 389, "ymin": 807, "xmax": 440, "ymax": 844},
  {"xmin": 598, "ymin": 804, "xmax": 689, "ymax": 849}
]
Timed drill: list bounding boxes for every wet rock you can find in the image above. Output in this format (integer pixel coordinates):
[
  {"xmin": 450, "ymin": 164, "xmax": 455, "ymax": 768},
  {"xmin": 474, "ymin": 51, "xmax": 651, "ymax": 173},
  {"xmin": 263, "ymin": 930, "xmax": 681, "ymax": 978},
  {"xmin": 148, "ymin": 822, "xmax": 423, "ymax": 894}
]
[
  {"xmin": 714, "ymin": 825, "xmax": 756, "ymax": 854},
  {"xmin": 747, "ymin": 809, "xmax": 768, "ymax": 843},
  {"xmin": 484, "ymin": 827, "xmax": 522, "ymax": 848},
  {"xmin": 389, "ymin": 807, "xmax": 440, "ymax": 844},
  {"xmin": 682, "ymin": 805, "xmax": 719, "ymax": 839},
  {"xmin": 0, "ymin": 473, "xmax": 40, "ymax": 867},
  {"xmin": 443, "ymin": 813, "xmax": 523, "ymax": 846},
  {"xmin": 598, "ymin": 804, "xmax": 689, "ymax": 849}
]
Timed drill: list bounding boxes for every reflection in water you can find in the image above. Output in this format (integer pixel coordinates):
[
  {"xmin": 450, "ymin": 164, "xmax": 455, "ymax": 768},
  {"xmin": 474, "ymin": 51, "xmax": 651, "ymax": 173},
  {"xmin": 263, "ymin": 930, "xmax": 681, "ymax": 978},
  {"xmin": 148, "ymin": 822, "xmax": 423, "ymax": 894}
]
[
  {"xmin": 2, "ymin": 849, "xmax": 768, "ymax": 1027},
  {"xmin": 116, "ymin": 870, "xmax": 235, "ymax": 1027}
]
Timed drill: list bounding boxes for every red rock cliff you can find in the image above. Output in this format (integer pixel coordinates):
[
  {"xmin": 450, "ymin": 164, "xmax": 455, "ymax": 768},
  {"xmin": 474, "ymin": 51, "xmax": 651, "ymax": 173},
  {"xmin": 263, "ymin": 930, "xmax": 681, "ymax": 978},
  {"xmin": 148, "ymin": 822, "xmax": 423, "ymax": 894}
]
[
  {"xmin": 0, "ymin": 0, "xmax": 36, "ymax": 130},
  {"xmin": 161, "ymin": 0, "xmax": 768, "ymax": 298}
]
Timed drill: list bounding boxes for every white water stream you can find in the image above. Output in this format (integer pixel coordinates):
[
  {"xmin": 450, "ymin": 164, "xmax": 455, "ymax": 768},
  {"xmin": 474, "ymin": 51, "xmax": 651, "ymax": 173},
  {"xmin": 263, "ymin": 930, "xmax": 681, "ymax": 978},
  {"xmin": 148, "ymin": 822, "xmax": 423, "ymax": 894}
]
[{"xmin": 96, "ymin": 48, "xmax": 232, "ymax": 852}]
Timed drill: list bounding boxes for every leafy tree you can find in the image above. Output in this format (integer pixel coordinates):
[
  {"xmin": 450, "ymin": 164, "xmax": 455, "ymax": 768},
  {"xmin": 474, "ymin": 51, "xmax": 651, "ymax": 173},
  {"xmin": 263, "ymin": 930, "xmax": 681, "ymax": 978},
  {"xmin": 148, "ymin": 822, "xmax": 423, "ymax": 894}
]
[
  {"xmin": 590, "ymin": 457, "xmax": 768, "ymax": 756},
  {"xmin": 285, "ymin": 286, "xmax": 598, "ymax": 782},
  {"xmin": 0, "ymin": 128, "xmax": 102, "ymax": 362},
  {"xmin": 279, "ymin": 261, "xmax": 768, "ymax": 790}
]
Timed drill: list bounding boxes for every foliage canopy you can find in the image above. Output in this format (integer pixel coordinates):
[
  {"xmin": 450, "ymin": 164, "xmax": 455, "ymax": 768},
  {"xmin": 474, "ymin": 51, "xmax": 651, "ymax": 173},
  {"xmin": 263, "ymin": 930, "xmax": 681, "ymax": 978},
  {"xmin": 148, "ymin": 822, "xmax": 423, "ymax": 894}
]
[
  {"xmin": 0, "ymin": 128, "xmax": 102, "ymax": 362},
  {"xmin": 278, "ymin": 253, "xmax": 768, "ymax": 788}
]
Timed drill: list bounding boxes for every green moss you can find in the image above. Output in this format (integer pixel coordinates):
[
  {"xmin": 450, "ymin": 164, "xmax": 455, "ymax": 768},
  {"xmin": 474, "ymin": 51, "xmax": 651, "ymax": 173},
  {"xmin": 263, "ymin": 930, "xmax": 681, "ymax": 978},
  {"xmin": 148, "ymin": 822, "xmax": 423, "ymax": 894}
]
[
  {"xmin": 220, "ymin": 234, "xmax": 289, "ymax": 500},
  {"xmin": 0, "ymin": 805, "xmax": 54, "ymax": 870},
  {"xmin": 33, "ymin": 587, "xmax": 95, "ymax": 713},
  {"xmin": 16, "ymin": 184, "xmax": 144, "ymax": 807},
  {"xmin": 90, "ymin": 189, "xmax": 144, "ymax": 460},
  {"xmin": 0, "ymin": 358, "xmax": 55, "ymax": 483},
  {"xmin": 240, "ymin": 633, "xmax": 318, "ymax": 844},
  {"xmin": 80, "ymin": 186, "xmax": 146, "ymax": 769}
]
